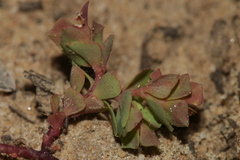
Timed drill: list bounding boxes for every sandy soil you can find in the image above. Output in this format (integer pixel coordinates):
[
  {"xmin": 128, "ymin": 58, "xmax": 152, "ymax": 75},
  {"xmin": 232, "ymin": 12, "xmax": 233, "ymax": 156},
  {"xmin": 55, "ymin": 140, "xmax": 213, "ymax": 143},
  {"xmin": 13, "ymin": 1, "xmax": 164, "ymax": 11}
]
[{"xmin": 0, "ymin": 0, "xmax": 240, "ymax": 159}]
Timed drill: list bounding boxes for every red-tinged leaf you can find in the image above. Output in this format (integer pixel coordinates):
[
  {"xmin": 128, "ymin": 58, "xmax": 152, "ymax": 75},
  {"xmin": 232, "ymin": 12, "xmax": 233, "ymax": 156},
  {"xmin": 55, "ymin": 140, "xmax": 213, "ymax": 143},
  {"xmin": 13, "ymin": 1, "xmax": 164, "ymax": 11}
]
[
  {"xmin": 92, "ymin": 21, "xmax": 104, "ymax": 45},
  {"xmin": 140, "ymin": 122, "xmax": 160, "ymax": 147},
  {"xmin": 150, "ymin": 68, "xmax": 162, "ymax": 81},
  {"xmin": 168, "ymin": 74, "xmax": 191, "ymax": 100},
  {"xmin": 70, "ymin": 65, "xmax": 85, "ymax": 92},
  {"xmin": 92, "ymin": 71, "xmax": 121, "ymax": 100},
  {"xmin": 84, "ymin": 95, "xmax": 106, "ymax": 114},
  {"xmin": 61, "ymin": 25, "xmax": 91, "ymax": 42},
  {"xmin": 49, "ymin": 17, "xmax": 72, "ymax": 47},
  {"xmin": 145, "ymin": 95, "xmax": 174, "ymax": 131},
  {"xmin": 183, "ymin": 82, "xmax": 203, "ymax": 108},
  {"xmin": 50, "ymin": 94, "xmax": 60, "ymax": 114},
  {"xmin": 63, "ymin": 88, "xmax": 86, "ymax": 117},
  {"xmin": 67, "ymin": 41, "xmax": 102, "ymax": 67},
  {"xmin": 124, "ymin": 103, "xmax": 143, "ymax": 134},
  {"xmin": 119, "ymin": 90, "xmax": 132, "ymax": 128},
  {"xmin": 47, "ymin": 112, "xmax": 66, "ymax": 131},
  {"xmin": 102, "ymin": 35, "xmax": 114, "ymax": 66},
  {"xmin": 125, "ymin": 69, "xmax": 153, "ymax": 90},
  {"xmin": 121, "ymin": 127, "xmax": 140, "ymax": 149},
  {"xmin": 159, "ymin": 100, "xmax": 189, "ymax": 127},
  {"xmin": 77, "ymin": 1, "xmax": 89, "ymax": 25},
  {"xmin": 145, "ymin": 74, "xmax": 179, "ymax": 99}
]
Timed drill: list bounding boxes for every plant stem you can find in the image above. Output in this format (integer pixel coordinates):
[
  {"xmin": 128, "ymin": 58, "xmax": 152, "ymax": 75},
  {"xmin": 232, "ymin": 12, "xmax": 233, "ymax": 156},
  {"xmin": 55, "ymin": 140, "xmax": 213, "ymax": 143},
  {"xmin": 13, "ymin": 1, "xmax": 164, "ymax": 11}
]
[
  {"xmin": 0, "ymin": 112, "xmax": 66, "ymax": 160},
  {"xmin": 0, "ymin": 144, "xmax": 58, "ymax": 160},
  {"xmin": 85, "ymin": 65, "xmax": 105, "ymax": 97},
  {"xmin": 41, "ymin": 126, "xmax": 61, "ymax": 151},
  {"xmin": 42, "ymin": 112, "xmax": 66, "ymax": 151}
]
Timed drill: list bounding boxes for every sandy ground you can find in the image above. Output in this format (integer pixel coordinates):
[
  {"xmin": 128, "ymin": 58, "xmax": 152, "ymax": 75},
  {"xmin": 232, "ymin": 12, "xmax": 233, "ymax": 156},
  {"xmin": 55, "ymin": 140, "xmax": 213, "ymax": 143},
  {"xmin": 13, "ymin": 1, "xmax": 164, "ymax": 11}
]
[{"xmin": 0, "ymin": 0, "xmax": 240, "ymax": 159}]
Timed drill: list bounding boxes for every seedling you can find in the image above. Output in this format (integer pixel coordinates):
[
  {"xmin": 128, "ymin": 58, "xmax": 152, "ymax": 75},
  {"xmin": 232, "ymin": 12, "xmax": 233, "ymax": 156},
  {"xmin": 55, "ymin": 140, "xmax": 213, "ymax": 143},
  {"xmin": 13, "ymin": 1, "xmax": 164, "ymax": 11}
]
[{"xmin": 0, "ymin": 2, "xmax": 203, "ymax": 159}]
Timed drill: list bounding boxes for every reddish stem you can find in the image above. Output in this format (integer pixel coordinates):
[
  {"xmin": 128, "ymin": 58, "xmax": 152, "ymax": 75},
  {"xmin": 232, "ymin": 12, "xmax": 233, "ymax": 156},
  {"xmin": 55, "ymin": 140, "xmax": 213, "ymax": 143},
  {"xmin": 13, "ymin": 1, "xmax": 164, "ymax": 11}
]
[
  {"xmin": 0, "ymin": 112, "xmax": 66, "ymax": 160},
  {"xmin": 131, "ymin": 88, "xmax": 145, "ymax": 98},
  {"xmin": 0, "ymin": 144, "xmax": 58, "ymax": 160},
  {"xmin": 0, "ymin": 65, "xmax": 107, "ymax": 159},
  {"xmin": 84, "ymin": 65, "xmax": 105, "ymax": 97},
  {"xmin": 41, "ymin": 127, "xmax": 61, "ymax": 152},
  {"xmin": 42, "ymin": 112, "xmax": 66, "ymax": 151}
]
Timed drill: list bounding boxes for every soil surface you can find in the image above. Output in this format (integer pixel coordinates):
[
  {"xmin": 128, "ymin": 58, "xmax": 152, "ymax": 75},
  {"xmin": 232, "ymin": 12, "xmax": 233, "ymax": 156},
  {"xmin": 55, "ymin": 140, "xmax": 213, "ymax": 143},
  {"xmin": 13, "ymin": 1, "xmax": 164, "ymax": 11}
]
[{"xmin": 0, "ymin": 0, "xmax": 240, "ymax": 159}]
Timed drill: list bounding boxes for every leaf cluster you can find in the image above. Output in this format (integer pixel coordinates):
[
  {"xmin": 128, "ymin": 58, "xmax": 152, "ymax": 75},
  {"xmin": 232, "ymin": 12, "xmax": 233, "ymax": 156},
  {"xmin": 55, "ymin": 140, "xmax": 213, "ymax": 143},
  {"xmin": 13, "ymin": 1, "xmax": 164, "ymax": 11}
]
[{"xmin": 48, "ymin": 2, "xmax": 203, "ymax": 149}]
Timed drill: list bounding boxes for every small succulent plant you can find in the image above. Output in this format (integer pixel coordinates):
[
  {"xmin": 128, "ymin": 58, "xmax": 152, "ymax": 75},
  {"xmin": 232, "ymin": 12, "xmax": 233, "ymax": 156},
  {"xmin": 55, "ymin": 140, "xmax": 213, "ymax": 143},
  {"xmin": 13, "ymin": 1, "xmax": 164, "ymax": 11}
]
[
  {"xmin": 107, "ymin": 69, "xmax": 203, "ymax": 148},
  {"xmin": 0, "ymin": 2, "xmax": 203, "ymax": 159}
]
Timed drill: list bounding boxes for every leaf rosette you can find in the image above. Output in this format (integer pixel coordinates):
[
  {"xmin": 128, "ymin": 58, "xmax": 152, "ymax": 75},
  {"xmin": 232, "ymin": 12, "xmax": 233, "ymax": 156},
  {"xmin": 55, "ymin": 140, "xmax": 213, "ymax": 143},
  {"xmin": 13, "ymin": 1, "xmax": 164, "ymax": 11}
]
[{"xmin": 108, "ymin": 69, "xmax": 203, "ymax": 149}]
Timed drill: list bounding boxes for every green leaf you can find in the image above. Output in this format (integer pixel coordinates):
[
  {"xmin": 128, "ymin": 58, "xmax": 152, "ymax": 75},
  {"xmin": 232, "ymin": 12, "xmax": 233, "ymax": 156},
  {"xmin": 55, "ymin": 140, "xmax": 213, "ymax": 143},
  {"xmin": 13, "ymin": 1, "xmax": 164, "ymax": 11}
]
[
  {"xmin": 159, "ymin": 100, "xmax": 189, "ymax": 127},
  {"xmin": 92, "ymin": 21, "xmax": 104, "ymax": 45},
  {"xmin": 140, "ymin": 122, "xmax": 160, "ymax": 147},
  {"xmin": 133, "ymin": 101, "xmax": 161, "ymax": 129},
  {"xmin": 116, "ymin": 106, "xmax": 124, "ymax": 137},
  {"xmin": 144, "ymin": 74, "xmax": 179, "ymax": 99},
  {"xmin": 124, "ymin": 103, "xmax": 143, "ymax": 135},
  {"xmin": 102, "ymin": 35, "xmax": 114, "ymax": 65},
  {"xmin": 141, "ymin": 108, "xmax": 162, "ymax": 129},
  {"xmin": 125, "ymin": 69, "xmax": 153, "ymax": 90},
  {"xmin": 63, "ymin": 88, "xmax": 86, "ymax": 117},
  {"xmin": 121, "ymin": 127, "xmax": 140, "ymax": 149},
  {"xmin": 92, "ymin": 71, "xmax": 121, "ymax": 100},
  {"xmin": 119, "ymin": 90, "xmax": 132, "ymax": 128},
  {"xmin": 168, "ymin": 74, "xmax": 191, "ymax": 100},
  {"xmin": 70, "ymin": 65, "xmax": 85, "ymax": 92},
  {"xmin": 114, "ymin": 97, "xmax": 142, "ymax": 138},
  {"xmin": 50, "ymin": 94, "xmax": 60, "ymax": 114},
  {"xmin": 105, "ymin": 101, "xmax": 118, "ymax": 137},
  {"xmin": 61, "ymin": 46, "xmax": 90, "ymax": 67},
  {"xmin": 60, "ymin": 29, "xmax": 89, "ymax": 67},
  {"xmin": 146, "ymin": 96, "xmax": 174, "ymax": 132},
  {"xmin": 59, "ymin": 25, "xmax": 92, "ymax": 67},
  {"xmin": 67, "ymin": 41, "xmax": 102, "ymax": 67}
]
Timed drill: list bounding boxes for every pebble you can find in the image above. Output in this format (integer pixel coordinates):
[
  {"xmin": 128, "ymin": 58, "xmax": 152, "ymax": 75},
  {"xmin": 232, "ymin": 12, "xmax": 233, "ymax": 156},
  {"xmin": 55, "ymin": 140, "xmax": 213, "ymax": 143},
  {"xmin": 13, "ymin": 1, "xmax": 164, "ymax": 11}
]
[
  {"xmin": 118, "ymin": 148, "xmax": 126, "ymax": 158},
  {"xmin": 138, "ymin": 154, "xmax": 145, "ymax": 160}
]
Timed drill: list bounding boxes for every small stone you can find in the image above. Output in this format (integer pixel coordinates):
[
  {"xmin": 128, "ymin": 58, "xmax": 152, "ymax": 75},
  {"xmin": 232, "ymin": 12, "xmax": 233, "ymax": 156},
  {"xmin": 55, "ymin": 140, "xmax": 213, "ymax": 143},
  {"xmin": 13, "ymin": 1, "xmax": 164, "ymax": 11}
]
[
  {"xmin": 0, "ymin": 61, "xmax": 16, "ymax": 92},
  {"xmin": 118, "ymin": 148, "xmax": 126, "ymax": 158},
  {"xmin": 138, "ymin": 154, "xmax": 145, "ymax": 160}
]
